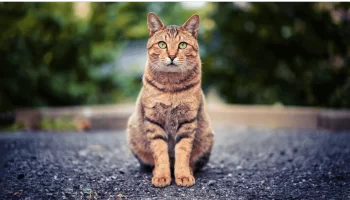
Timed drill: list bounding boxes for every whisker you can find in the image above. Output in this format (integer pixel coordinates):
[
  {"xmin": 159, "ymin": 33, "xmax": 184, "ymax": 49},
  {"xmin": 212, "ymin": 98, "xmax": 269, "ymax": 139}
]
[{"xmin": 181, "ymin": 65, "xmax": 185, "ymax": 77}]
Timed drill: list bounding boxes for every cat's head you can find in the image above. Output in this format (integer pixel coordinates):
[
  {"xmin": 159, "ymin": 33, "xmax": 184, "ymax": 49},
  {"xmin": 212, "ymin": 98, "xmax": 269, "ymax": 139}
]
[{"xmin": 146, "ymin": 12, "xmax": 200, "ymax": 73}]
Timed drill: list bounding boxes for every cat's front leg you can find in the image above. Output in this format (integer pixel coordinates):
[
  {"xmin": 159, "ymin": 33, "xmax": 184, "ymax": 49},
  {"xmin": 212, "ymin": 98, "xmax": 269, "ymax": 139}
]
[
  {"xmin": 145, "ymin": 121, "xmax": 171, "ymax": 187},
  {"xmin": 174, "ymin": 121, "xmax": 197, "ymax": 187}
]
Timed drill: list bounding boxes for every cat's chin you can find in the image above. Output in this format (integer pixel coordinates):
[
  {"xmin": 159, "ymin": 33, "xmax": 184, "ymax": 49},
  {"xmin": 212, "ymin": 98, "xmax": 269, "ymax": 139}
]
[{"xmin": 156, "ymin": 66, "xmax": 184, "ymax": 73}]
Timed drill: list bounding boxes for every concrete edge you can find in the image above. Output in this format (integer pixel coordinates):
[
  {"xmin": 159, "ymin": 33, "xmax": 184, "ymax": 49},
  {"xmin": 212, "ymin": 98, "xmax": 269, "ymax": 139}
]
[{"xmin": 8, "ymin": 104, "xmax": 350, "ymax": 131}]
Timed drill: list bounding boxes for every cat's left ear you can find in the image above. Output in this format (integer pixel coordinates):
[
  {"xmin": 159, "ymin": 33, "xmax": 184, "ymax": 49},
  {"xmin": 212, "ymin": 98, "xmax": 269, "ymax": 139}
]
[
  {"xmin": 147, "ymin": 12, "xmax": 164, "ymax": 37},
  {"xmin": 182, "ymin": 14, "xmax": 200, "ymax": 38}
]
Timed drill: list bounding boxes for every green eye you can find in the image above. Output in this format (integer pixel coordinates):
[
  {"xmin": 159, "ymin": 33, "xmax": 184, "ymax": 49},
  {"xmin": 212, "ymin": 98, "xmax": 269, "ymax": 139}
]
[
  {"xmin": 179, "ymin": 42, "xmax": 187, "ymax": 49},
  {"xmin": 158, "ymin": 41, "xmax": 167, "ymax": 49}
]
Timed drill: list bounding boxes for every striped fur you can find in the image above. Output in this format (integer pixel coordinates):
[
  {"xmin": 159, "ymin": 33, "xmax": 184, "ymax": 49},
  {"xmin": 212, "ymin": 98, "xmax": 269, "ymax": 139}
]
[{"xmin": 127, "ymin": 13, "xmax": 214, "ymax": 188}]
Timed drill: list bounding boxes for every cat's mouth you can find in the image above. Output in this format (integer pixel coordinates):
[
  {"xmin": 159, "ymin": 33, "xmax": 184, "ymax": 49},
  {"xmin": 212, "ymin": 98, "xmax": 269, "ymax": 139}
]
[{"xmin": 167, "ymin": 63, "xmax": 177, "ymax": 67}]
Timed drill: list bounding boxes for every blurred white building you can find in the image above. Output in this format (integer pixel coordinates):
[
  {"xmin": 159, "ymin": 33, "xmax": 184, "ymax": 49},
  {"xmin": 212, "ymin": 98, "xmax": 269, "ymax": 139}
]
[{"xmin": 115, "ymin": 40, "xmax": 147, "ymax": 75}]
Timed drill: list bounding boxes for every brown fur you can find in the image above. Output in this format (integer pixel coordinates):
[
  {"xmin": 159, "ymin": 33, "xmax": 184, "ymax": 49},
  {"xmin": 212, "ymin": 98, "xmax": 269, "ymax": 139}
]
[{"xmin": 127, "ymin": 12, "xmax": 214, "ymax": 188}]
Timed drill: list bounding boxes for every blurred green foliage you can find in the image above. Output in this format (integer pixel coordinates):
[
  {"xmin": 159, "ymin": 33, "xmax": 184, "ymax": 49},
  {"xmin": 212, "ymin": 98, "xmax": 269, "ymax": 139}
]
[
  {"xmin": 0, "ymin": 2, "xmax": 122, "ymax": 111},
  {"xmin": 0, "ymin": 2, "xmax": 349, "ymax": 111},
  {"xmin": 202, "ymin": 3, "xmax": 350, "ymax": 108}
]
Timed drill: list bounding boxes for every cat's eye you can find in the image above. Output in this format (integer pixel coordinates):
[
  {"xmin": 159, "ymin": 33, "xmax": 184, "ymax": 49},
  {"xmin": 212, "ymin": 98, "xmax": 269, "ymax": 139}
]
[
  {"xmin": 179, "ymin": 42, "xmax": 187, "ymax": 49},
  {"xmin": 158, "ymin": 41, "xmax": 167, "ymax": 49}
]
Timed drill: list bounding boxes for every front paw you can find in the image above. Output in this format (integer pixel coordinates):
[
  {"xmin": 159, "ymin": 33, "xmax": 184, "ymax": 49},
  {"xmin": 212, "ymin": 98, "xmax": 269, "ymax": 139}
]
[
  {"xmin": 152, "ymin": 174, "xmax": 171, "ymax": 187},
  {"xmin": 175, "ymin": 173, "xmax": 195, "ymax": 187}
]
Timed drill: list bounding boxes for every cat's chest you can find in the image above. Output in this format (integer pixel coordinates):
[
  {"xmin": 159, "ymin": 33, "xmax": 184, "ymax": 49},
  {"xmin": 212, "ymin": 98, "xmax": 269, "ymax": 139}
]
[
  {"xmin": 151, "ymin": 102, "xmax": 193, "ymax": 119},
  {"xmin": 146, "ymin": 101, "xmax": 197, "ymax": 121},
  {"xmin": 144, "ymin": 91, "xmax": 198, "ymax": 111},
  {"xmin": 143, "ymin": 94, "xmax": 198, "ymax": 134},
  {"xmin": 151, "ymin": 102, "xmax": 194, "ymax": 134}
]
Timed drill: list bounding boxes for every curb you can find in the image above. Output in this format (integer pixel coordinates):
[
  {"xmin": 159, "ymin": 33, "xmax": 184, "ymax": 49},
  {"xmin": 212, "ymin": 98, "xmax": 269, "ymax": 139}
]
[
  {"xmin": 318, "ymin": 110, "xmax": 350, "ymax": 131},
  {"xmin": 8, "ymin": 104, "xmax": 350, "ymax": 131}
]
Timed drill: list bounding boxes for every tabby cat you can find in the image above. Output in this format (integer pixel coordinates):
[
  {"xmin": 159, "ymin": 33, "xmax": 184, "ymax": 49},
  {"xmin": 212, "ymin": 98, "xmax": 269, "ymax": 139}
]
[{"xmin": 127, "ymin": 12, "xmax": 214, "ymax": 187}]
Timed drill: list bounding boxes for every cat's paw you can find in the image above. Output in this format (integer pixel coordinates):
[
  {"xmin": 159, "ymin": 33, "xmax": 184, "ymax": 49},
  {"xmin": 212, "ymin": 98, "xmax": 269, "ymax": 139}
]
[
  {"xmin": 175, "ymin": 174, "xmax": 195, "ymax": 187},
  {"xmin": 152, "ymin": 175, "xmax": 171, "ymax": 187}
]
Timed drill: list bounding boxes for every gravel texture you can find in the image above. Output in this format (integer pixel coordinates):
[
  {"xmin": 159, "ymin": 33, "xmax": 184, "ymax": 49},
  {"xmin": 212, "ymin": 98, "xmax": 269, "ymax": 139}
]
[{"xmin": 1, "ymin": 127, "xmax": 350, "ymax": 199}]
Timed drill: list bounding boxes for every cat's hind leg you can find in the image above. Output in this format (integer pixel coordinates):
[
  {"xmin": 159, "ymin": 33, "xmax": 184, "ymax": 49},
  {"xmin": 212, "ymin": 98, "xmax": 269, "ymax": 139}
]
[{"xmin": 190, "ymin": 127, "xmax": 214, "ymax": 172}]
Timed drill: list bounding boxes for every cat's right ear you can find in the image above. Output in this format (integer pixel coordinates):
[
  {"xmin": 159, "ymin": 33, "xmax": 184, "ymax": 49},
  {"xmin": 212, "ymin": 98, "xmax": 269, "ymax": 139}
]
[{"xmin": 147, "ymin": 12, "xmax": 164, "ymax": 37}]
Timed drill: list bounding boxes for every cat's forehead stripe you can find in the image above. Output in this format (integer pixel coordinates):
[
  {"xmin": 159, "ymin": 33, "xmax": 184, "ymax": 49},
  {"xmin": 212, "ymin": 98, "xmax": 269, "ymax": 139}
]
[{"xmin": 166, "ymin": 25, "xmax": 180, "ymax": 38}]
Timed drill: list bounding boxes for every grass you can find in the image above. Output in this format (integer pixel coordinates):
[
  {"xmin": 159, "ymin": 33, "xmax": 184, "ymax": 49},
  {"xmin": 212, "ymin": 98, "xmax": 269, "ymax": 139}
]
[
  {"xmin": 39, "ymin": 118, "xmax": 78, "ymax": 131},
  {"xmin": 0, "ymin": 117, "xmax": 90, "ymax": 132},
  {"xmin": 0, "ymin": 122, "xmax": 25, "ymax": 132}
]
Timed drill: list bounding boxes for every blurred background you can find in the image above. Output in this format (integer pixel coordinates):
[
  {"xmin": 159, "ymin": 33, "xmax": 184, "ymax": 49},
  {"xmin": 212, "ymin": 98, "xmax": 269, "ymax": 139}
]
[{"xmin": 0, "ymin": 2, "xmax": 349, "ymax": 131}]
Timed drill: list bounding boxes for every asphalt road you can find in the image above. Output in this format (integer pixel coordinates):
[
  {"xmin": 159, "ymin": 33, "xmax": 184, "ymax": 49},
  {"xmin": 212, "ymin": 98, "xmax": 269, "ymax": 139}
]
[{"xmin": 1, "ymin": 127, "xmax": 350, "ymax": 200}]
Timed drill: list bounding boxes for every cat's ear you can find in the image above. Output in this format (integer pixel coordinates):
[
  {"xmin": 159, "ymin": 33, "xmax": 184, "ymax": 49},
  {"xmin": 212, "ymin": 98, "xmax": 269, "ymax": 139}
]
[
  {"xmin": 182, "ymin": 14, "xmax": 200, "ymax": 38},
  {"xmin": 147, "ymin": 12, "xmax": 164, "ymax": 37}
]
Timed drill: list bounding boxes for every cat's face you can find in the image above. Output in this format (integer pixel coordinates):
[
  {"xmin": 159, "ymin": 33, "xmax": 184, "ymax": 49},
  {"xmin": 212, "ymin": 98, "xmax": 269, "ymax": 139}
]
[{"xmin": 147, "ymin": 13, "xmax": 200, "ymax": 73}]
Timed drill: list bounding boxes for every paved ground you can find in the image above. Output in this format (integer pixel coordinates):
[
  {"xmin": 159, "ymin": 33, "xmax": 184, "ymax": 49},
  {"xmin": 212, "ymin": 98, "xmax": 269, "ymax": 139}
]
[{"xmin": 0, "ymin": 127, "xmax": 350, "ymax": 200}]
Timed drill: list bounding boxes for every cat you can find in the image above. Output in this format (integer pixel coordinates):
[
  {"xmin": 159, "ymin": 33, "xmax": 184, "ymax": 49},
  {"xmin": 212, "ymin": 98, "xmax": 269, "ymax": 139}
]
[{"xmin": 127, "ymin": 12, "xmax": 214, "ymax": 187}]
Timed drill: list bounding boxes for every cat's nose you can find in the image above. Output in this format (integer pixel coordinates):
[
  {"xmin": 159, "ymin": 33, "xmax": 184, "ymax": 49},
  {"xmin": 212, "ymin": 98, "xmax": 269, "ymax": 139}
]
[{"xmin": 168, "ymin": 55, "xmax": 176, "ymax": 61}]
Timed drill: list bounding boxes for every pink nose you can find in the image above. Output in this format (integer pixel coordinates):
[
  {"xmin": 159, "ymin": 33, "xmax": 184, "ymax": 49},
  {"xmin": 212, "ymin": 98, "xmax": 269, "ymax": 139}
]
[{"xmin": 168, "ymin": 55, "xmax": 176, "ymax": 60}]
